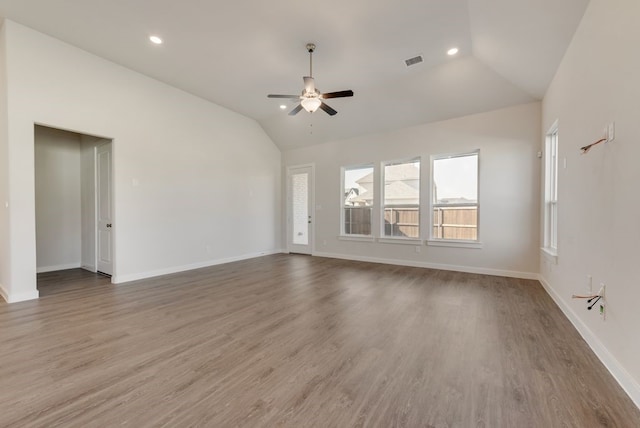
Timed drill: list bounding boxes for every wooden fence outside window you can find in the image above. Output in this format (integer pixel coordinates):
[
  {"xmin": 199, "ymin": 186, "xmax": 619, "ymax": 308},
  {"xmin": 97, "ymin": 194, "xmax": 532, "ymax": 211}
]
[{"xmin": 344, "ymin": 206, "xmax": 477, "ymax": 240}]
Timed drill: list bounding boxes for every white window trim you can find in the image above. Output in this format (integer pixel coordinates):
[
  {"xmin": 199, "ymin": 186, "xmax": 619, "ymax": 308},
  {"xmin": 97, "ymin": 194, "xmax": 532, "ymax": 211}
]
[
  {"xmin": 429, "ymin": 150, "xmax": 480, "ymax": 243},
  {"xmin": 427, "ymin": 239, "xmax": 483, "ymax": 249},
  {"xmin": 377, "ymin": 237, "xmax": 422, "ymax": 245},
  {"xmin": 338, "ymin": 235, "xmax": 375, "ymax": 242},
  {"xmin": 543, "ymin": 121, "xmax": 559, "ymax": 255},
  {"xmin": 381, "ymin": 157, "xmax": 421, "ymax": 239},
  {"xmin": 340, "ymin": 163, "xmax": 375, "ymax": 238},
  {"xmin": 541, "ymin": 247, "xmax": 558, "ymax": 264}
]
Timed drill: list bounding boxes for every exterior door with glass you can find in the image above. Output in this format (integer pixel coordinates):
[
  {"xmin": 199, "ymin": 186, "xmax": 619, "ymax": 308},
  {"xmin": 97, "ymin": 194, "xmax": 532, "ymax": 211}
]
[{"xmin": 287, "ymin": 165, "xmax": 313, "ymax": 254}]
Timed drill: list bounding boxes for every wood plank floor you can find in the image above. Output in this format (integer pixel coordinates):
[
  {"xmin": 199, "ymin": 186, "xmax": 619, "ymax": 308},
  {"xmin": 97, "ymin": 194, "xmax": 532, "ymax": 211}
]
[{"xmin": 1, "ymin": 254, "xmax": 638, "ymax": 427}]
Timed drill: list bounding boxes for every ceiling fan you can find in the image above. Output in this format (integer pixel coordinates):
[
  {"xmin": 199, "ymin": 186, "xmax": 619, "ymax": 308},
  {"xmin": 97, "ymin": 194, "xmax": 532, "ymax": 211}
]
[{"xmin": 268, "ymin": 43, "xmax": 354, "ymax": 116}]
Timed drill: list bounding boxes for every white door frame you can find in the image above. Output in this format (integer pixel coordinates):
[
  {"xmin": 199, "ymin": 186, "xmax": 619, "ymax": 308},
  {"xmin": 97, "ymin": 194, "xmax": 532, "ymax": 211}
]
[
  {"xmin": 31, "ymin": 123, "xmax": 116, "ymax": 300},
  {"xmin": 286, "ymin": 163, "xmax": 315, "ymax": 255}
]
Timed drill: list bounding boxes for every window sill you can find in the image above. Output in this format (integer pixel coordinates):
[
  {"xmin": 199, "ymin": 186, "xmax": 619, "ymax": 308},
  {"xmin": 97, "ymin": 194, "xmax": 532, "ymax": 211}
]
[
  {"xmin": 338, "ymin": 235, "xmax": 375, "ymax": 243},
  {"xmin": 541, "ymin": 247, "xmax": 558, "ymax": 264},
  {"xmin": 377, "ymin": 237, "xmax": 422, "ymax": 245},
  {"xmin": 427, "ymin": 239, "xmax": 483, "ymax": 249}
]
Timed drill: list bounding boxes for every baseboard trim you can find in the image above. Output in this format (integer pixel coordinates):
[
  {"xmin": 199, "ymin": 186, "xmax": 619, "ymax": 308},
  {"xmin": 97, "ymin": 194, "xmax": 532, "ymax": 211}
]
[
  {"xmin": 37, "ymin": 263, "xmax": 82, "ymax": 273},
  {"xmin": 0, "ymin": 283, "xmax": 39, "ymax": 303},
  {"xmin": 111, "ymin": 249, "xmax": 283, "ymax": 284},
  {"xmin": 312, "ymin": 251, "xmax": 538, "ymax": 280},
  {"xmin": 538, "ymin": 274, "xmax": 640, "ymax": 409},
  {"xmin": 0, "ymin": 283, "xmax": 8, "ymax": 303}
]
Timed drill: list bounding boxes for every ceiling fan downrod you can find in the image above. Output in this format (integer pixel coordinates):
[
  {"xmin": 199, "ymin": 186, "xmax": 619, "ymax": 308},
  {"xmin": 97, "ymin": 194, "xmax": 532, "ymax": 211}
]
[{"xmin": 306, "ymin": 43, "xmax": 315, "ymax": 78}]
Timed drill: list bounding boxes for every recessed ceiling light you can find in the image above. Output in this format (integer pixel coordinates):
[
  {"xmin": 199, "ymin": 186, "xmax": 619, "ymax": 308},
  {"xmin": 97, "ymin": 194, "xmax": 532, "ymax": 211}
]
[
  {"xmin": 280, "ymin": 105, "xmax": 287, "ymax": 110},
  {"xmin": 149, "ymin": 35, "xmax": 163, "ymax": 45},
  {"xmin": 447, "ymin": 47, "xmax": 459, "ymax": 56}
]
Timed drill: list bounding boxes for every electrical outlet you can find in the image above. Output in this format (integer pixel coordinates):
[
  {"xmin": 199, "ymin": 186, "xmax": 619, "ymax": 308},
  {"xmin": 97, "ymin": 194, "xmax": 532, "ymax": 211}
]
[{"xmin": 415, "ymin": 246, "xmax": 421, "ymax": 254}]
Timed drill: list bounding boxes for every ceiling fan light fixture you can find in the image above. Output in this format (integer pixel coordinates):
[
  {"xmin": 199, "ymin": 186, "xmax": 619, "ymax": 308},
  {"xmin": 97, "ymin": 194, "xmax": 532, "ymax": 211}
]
[
  {"xmin": 267, "ymin": 43, "xmax": 352, "ymax": 116},
  {"xmin": 301, "ymin": 97, "xmax": 322, "ymax": 113}
]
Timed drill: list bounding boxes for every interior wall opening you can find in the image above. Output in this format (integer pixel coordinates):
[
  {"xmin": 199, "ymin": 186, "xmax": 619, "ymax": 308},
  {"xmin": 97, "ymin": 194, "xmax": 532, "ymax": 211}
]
[{"xmin": 34, "ymin": 125, "xmax": 113, "ymax": 294}]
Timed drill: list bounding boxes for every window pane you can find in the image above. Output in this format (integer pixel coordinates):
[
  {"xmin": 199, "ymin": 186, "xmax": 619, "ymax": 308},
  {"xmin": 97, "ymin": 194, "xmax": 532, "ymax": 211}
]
[
  {"xmin": 344, "ymin": 207, "xmax": 372, "ymax": 235},
  {"xmin": 544, "ymin": 127, "xmax": 558, "ymax": 250},
  {"xmin": 432, "ymin": 153, "xmax": 478, "ymax": 241},
  {"xmin": 433, "ymin": 154, "xmax": 478, "ymax": 204},
  {"xmin": 383, "ymin": 160, "xmax": 420, "ymax": 238},
  {"xmin": 343, "ymin": 166, "xmax": 373, "ymax": 235}
]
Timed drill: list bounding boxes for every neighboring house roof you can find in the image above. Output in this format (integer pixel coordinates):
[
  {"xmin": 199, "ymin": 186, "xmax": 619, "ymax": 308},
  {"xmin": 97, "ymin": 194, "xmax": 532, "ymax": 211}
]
[
  {"xmin": 349, "ymin": 164, "xmax": 420, "ymax": 205},
  {"xmin": 357, "ymin": 172, "xmax": 374, "ymax": 185},
  {"xmin": 356, "ymin": 163, "xmax": 419, "ymax": 185},
  {"xmin": 373, "ymin": 181, "xmax": 419, "ymax": 205},
  {"xmin": 436, "ymin": 197, "xmax": 477, "ymax": 205},
  {"xmin": 345, "ymin": 188, "xmax": 359, "ymax": 198},
  {"xmin": 382, "ymin": 164, "xmax": 420, "ymax": 181},
  {"xmin": 345, "ymin": 188, "xmax": 363, "ymax": 205}
]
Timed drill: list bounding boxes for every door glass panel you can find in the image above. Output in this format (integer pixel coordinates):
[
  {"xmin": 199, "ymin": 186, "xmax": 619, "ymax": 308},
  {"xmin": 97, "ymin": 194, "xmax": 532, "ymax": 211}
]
[{"xmin": 292, "ymin": 173, "xmax": 309, "ymax": 245}]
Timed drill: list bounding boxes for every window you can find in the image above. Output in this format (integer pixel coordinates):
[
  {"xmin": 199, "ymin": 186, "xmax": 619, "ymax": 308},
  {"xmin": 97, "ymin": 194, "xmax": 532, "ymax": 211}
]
[
  {"xmin": 382, "ymin": 159, "xmax": 420, "ymax": 238},
  {"xmin": 431, "ymin": 152, "xmax": 479, "ymax": 241},
  {"xmin": 544, "ymin": 123, "xmax": 558, "ymax": 253},
  {"xmin": 342, "ymin": 165, "xmax": 374, "ymax": 236}
]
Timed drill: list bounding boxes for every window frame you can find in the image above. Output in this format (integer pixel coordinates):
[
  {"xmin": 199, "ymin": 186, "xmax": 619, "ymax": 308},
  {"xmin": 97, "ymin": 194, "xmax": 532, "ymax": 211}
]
[
  {"xmin": 340, "ymin": 164, "xmax": 375, "ymax": 238},
  {"xmin": 380, "ymin": 157, "xmax": 421, "ymax": 241},
  {"xmin": 543, "ymin": 121, "xmax": 559, "ymax": 258},
  {"xmin": 428, "ymin": 150, "xmax": 480, "ymax": 247}
]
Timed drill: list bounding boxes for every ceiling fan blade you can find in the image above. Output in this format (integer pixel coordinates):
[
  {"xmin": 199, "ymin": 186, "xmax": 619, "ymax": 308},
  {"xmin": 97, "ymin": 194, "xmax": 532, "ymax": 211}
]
[
  {"xmin": 319, "ymin": 102, "xmax": 337, "ymax": 116},
  {"xmin": 268, "ymin": 94, "xmax": 300, "ymax": 99},
  {"xmin": 320, "ymin": 90, "xmax": 354, "ymax": 99},
  {"xmin": 303, "ymin": 76, "xmax": 315, "ymax": 94},
  {"xmin": 288, "ymin": 104, "xmax": 303, "ymax": 116}
]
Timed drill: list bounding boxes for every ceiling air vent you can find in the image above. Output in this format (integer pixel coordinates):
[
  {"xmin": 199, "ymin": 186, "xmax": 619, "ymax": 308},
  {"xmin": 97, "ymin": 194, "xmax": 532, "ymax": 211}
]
[{"xmin": 404, "ymin": 55, "xmax": 423, "ymax": 67}]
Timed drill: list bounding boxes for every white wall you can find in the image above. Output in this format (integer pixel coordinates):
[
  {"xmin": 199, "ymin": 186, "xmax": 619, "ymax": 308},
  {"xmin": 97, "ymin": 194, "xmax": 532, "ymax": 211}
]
[
  {"xmin": 0, "ymin": 20, "xmax": 281, "ymax": 302},
  {"xmin": 283, "ymin": 102, "xmax": 541, "ymax": 278},
  {"xmin": 540, "ymin": 0, "xmax": 640, "ymax": 407},
  {"xmin": 34, "ymin": 126, "xmax": 82, "ymax": 272},
  {"xmin": 0, "ymin": 20, "xmax": 10, "ymax": 302}
]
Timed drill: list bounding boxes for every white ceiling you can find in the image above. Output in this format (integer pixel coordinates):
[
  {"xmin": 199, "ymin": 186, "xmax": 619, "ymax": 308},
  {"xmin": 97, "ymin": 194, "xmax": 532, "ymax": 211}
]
[{"xmin": 0, "ymin": 0, "xmax": 590, "ymax": 149}]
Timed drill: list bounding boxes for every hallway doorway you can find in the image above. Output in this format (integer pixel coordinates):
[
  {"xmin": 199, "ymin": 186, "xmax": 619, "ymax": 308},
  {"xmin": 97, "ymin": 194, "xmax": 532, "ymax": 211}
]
[{"xmin": 34, "ymin": 125, "xmax": 114, "ymax": 291}]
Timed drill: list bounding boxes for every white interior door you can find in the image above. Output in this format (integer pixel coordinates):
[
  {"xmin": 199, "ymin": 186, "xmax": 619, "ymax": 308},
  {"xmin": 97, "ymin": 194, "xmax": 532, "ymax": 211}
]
[
  {"xmin": 96, "ymin": 143, "xmax": 113, "ymax": 275},
  {"xmin": 287, "ymin": 165, "xmax": 314, "ymax": 255}
]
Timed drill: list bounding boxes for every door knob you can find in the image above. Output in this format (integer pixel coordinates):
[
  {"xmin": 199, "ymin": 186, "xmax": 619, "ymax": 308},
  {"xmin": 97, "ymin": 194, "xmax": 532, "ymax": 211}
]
[{"xmin": 106, "ymin": 223, "xmax": 112, "ymax": 228}]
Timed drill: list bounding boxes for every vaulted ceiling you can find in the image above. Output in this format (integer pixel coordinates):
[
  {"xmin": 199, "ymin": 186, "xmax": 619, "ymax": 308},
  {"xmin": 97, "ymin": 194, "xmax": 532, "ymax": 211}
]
[{"xmin": 0, "ymin": 0, "xmax": 590, "ymax": 149}]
